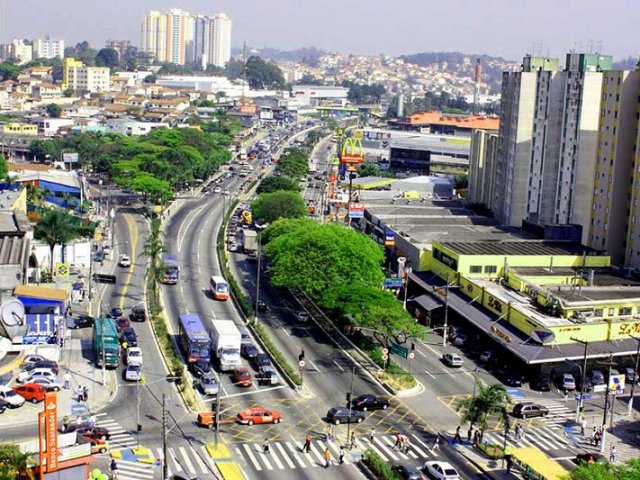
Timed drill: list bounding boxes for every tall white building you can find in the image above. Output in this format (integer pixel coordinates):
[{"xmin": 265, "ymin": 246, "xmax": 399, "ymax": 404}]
[
  {"xmin": 141, "ymin": 10, "xmax": 167, "ymax": 63},
  {"xmin": 192, "ymin": 14, "xmax": 210, "ymax": 68},
  {"xmin": 208, "ymin": 13, "xmax": 232, "ymax": 68},
  {"xmin": 33, "ymin": 38, "xmax": 65, "ymax": 60}
]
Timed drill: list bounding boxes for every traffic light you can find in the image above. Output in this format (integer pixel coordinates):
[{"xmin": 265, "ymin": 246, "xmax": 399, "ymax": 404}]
[
  {"xmin": 137, "ymin": 424, "xmax": 142, "ymax": 432},
  {"xmin": 346, "ymin": 392, "xmax": 351, "ymax": 408},
  {"xmin": 411, "ymin": 342, "xmax": 416, "ymax": 351}
]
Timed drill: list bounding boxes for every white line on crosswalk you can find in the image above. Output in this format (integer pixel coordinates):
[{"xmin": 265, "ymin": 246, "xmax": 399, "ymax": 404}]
[
  {"xmin": 309, "ymin": 442, "xmax": 325, "ymax": 466},
  {"xmin": 274, "ymin": 443, "xmax": 296, "ymax": 469},
  {"xmin": 268, "ymin": 445, "xmax": 285, "ymax": 469},
  {"xmin": 284, "ymin": 442, "xmax": 308, "ymax": 468},
  {"xmin": 178, "ymin": 446, "xmax": 196, "ymax": 473},
  {"xmin": 241, "ymin": 443, "xmax": 262, "ymax": 471}
]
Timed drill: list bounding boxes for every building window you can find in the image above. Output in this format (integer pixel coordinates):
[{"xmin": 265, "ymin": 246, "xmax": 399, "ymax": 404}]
[
  {"xmin": 484, "ymin": 265, "xmax": 497, "ymax": 274},
  {"xmin": 594, "ymin": 309, "xmax": 603, "ymax": 317},
  {"xmin": 620, "ymin": 307, "xmax": 632, "ymax": 316},
  {"xmin": 608, "ymin": 308, "xmax": 615, "ymax": 316},
  {"xmin": 470, "ymin": 265, "xmax": 482, "ymax": 274}
]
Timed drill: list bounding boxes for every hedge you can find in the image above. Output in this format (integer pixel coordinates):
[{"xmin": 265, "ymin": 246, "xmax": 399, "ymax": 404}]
[{"xmin": 362, "ymin": 449, "xmax": 402, "ymax": 480}]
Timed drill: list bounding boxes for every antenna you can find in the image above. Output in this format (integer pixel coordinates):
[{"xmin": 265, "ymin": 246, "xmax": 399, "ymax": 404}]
[{"xmin": 241, "ymin": 40, "xmax": 247, "ymax": 102}]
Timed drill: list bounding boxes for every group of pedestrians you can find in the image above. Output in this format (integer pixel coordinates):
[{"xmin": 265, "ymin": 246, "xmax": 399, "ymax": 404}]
[
  {"xmin": 392, "ymin": 433, "xmax": 411, "ymax": 453},
  {"xmin": 260, "ymin": 434, "xmax": 346, "ymax": 468}
]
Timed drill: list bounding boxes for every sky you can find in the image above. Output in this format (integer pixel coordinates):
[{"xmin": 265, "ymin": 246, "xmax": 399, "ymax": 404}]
[{"xmin": 4, "ymin": 0, "xmax": 638, "ymax": 61}]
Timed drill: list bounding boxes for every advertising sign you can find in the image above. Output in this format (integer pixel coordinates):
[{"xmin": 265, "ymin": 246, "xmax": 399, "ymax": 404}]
[
  {"xmin": 45, "ymin": 391, "xmax": 58, "ymax": 472},
  {"xmin": 383, "ymin": 278, "xmax": 404, "ymax": 289},
  {"xmin": 609, "ymin": 374, "xmax": 626, "ymax": 394},
  {"xmin": 530, "ymin": 327, "xmax": 555, "ymax": 345},
  {"xmin": 340, "ymin": 138, "xmax": 364, "ymax": 164},
  {"xmin": 55, "ymin": 263, "xmax": 70, "ymax": 277},
  {"xmin": 348, "ymin": 202, "xmax": 365, "ymax": 218},
  {"xmin": 384, "ymin": 232, "xmax": 395, "ymax": 247},
  {"xmin": 62, "ymin": 152, "xmax": 79, "ymax": 163}
]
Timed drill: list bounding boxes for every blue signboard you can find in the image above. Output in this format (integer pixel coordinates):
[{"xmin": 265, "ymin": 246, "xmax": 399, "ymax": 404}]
[
  {"xmin": 383, "ymin": 278, "xmax": 403, "ymax": 289},
  {"xmin": 384, "ymin": 232, "xmax": 395, "ymax": 247}
]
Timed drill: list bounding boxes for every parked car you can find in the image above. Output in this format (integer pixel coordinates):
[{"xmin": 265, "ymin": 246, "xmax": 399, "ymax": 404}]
[
  {"xmin": 21, "ymin": 354, "xmax": 48, "ymax": 369},
  {"xmin": 21, "ymin": 360, "xmax": 59, "ymax": 375},
  {"xmin": 351, "ymin": 394, "xmax": 390, "ymax": 411},
  {"xmin": 196, "ymin": 374, "xmax": 219, "ymax": 396},
  {"xmin": 423, "ymin": 461, "xmax": 460, "ymax": 480},
  {"xmin": 234, "ymin": 367, "xmax": 253, "ymax": 387},
  {"xmin": 576, "ymin": 376, "xmax": 593, "ymax": 393},
  {"xmin": 237, "ymin": 406, "xmax": 282, "ymax": 425},
  {"xmin": 17, "ymin": 368, "xmax": 56, "ymax": 384},
  {"xmin": 622, "ymin": 367, "xmax": 637, "ymax": 384},
  {"xmin": 118, "ymin": 255, "xmax": 131, "ymax": 267},
  {"xmin": 512, "ymin": 402, "xmax": 549, "ymax": 419},
  {"xmin": 12, "ymin": 383, "xmax": 47, "ymax": 403},
  {"xmin": 591, "ymin": 370, "xmax": 605, "ymax": 385},
  {"xmin": 296, "ymin": 311, "xmax": 309, "ymax": 322},
  {"xmin": 393, "ymin": 464, "xmax": 423, "ymax": 480},
  {"xmin": 70, "ymin": 314, "xmax": 94, "ymax": 329},
  {"xmin": 479, "ymin": 350, "xmax": 496, "ymax": 364},
  {"xmin": 108, "ymin": 307, "xmax": 123, "ymax": 319},
  {"xmin": 0, "ymin": 399, "xmax": 7, "ymax": 414},
  {"xmin": 451, "ymin": 334, "xmax": 468, "ymax": 347},
  {"xmin": 533, "ymin": 374, "xmax": 552, "ymax": 391},
  {"xmin": 0, "ymin": 386, "xmax": 25, "ymax": 408},
  {"xmin": 241, "ymin": 342, "xmax": 258, "ymax": 360},
  {"xmin": 556, "ymin": 373, "xmax": 576, "ymax": 391},
  {"xmin": 326, "ymin": 407, "xmax": 365, "ymax": 425},
  {"xmin": 120, "ymin": 327, "xmax": 138, "ymax": 347},
  {"xmin": 255, "ymin": 353, "xmax": 271, "ymax": 369},
  {"xmin": 188, "ymin": 360, "xmax": 211, "ymax": 378},
  {"xmin": 256, "ymin": 366, "xmax": 279, "ymax": 386},
  {"xmin": 229, "ymin": 242, "xmax": 239, "ymax": 252},
  {"xmin": 124, "ymin": 365, "xmax": 142, "ymax": 382},
  {"xmin": 30, "ymin": 376, "xmax": 64, "ymax": 392},
  {"xmin": 130, "ymin": 306, "xmax": 147, "ymax": 322},
  {"xmin": 126, "ymin": 347, "xmax": 143, "ymax": 367},
  {"xmin": 442, "ymin": 353, "xmax": 464, "ymax": 368}
]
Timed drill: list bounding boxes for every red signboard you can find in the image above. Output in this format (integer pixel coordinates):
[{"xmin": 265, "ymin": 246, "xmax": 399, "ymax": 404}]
[
  {"xmin": 340, "ymin": 154, "xmax": 364, "ymax": 164},
  {"xmin": 45, "ymin": 391, "xmax": 58, "ymax": 472},
  {"xmin": 348, "ymin": 202, "xmax": 365, "ymax": 218}
]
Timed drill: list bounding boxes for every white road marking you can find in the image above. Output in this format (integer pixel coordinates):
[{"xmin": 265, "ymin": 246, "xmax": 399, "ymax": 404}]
[
  {"xmin": 218, "ymin": 384, "xmax": 286, "ymax": 399},
  {"xmin": 333, "ymin": 359, "xmax": 345, "ymax": 372},
  {"xmin": 280, "ymin": 326, "xmax": 290, "ymax": 337},
  {"xmin": 424, "ymin": 370, "xmax": 436, "ymax": 379}
]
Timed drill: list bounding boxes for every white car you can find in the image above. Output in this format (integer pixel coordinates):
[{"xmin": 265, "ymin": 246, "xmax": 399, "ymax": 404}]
[
  {"xmin": 442, "ymin": 353, "xmax": 464, "ymax": 368},
  {"xmin": 222, "ymin": 189, "xmax": 230, "ymax": 196},
  {"xmin": 229, "ymin": 243, "xmax": 239, "ymax": 252},
  {"xmin": 17, "ymin": 368, "xmax": 56, "ymax": 384},
  {"xmin": 296, "ymin": 311, "xmax": 309, "ymax": 322},
  {"xmin": 424, "ymin": 461, "xmax": 459, "ymax": 480},
  {"xmin": 126, "ymin": 347, "xmax": 143, "ymax": 367},
  {"xmin": 30, "ymin": 376, "xmax": 64, "ymax": 392},
  {"xmin": 125, "ymin": 364, "xmax": 142, "ymax": 382},
  {"xmin": 0, "ymin": 386, "xmax": 25, "ymax": 408},
  {"xmin": 118, "ymin": 255, "xmax": 131, "ymax": 267},
  {"xmin": 214, "ymin": 187, "xmax": 222, "ymax": 194}
]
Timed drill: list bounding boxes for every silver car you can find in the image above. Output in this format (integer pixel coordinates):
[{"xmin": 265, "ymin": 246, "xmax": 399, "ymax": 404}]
[
  {"xmin": 30, "ymin": 376, "xmax": 64, "ymax": 392},
  {"xmin": 197, "ymin": 374, "xmax": 219, "ymax": 396},
  {"xmin": 125, "ymin": 364, "xmax": 142, "ymax": 382}
]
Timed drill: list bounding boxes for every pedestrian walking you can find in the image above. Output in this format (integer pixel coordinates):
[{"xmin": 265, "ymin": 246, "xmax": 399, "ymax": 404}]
[
  {"xmin": 349, "ymin": 431, "xmax": 356, "ymax": 450},
  {"xmin": 262, "ymin": 438, "xmax": 270, "ymax": 454},
  {"xmin": 369, "ymin": 427, "xmax": 375, "ymax": 443},
  {"xmin": 324, "ymin": 447, "xmax": 331, "ymax": 467},
  {"xmin": 63, "ymin": 372, "xmax": 71, "ymax": 390},
  {"xmin": 338, "ymin": 446, "xmax": 345, "ymax": 464},
  {"xmin": 302, "ymin": 435, "xmax": 311, "ymax": 453},
  {"xmin": 393, "ymin": 433, "xmax": 402, "ymax": 449},
  {"xmin": 563, "ymin": 390, "xmax": 569, "ymax": 402},
  {"xmin": 454, "ymin": 425, "xmax": 462, "ymax": 444},
  {"xmin": 82, "ymin": 386, "xmax": 89, "ymax": 402},
  {"xmin": 431, "ymin": 435, "xmax": 440, "ymax": 453},
  {"xmin": 581, "ymin": 417, "xmax": 587, "ymax": 436},
  {"xmin": 110, "ymin": 458, "xmax": 118, "ymax": 479},
  {"xmin": 401, "ymin": 435, "xmax": 410, "ymax": 454},
  {"xmin": 609, "ymin": 445, "xmax": 616, "ymax": 463},
  {"xmin": 590, "ymin": 427, "xmax": 597, "ymax": 445},
  {"xmin": 467, "ymin": 427, "xmax": 473, "ymax": 443},
  {"xmin": 594, "ymin": 430, "xmax": 602, "ymax": 448},
  {"xmin": 326, "ymin": 425, "xmax": 334, "ymax": 441},
  {"xmin": 473, "ymin": 430, "xmax": 480, "ymax": 447},
  {"xmin": 506, "ymin": 455, "xmax": 513, "ymax": 475}
]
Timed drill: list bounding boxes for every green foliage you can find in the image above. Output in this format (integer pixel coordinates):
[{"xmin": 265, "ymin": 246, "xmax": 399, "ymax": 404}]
[
  {"xmin": 29, "ymin": 138, "xmax": 61, "ymax": 162},
  {"xmin": 256, "ymin": 176, "xmax": 300, "ymax": 194},
  {"xmin": 143, "ymin": 217, "xmax": 166, "ymax": 289},
  {"xmin": 477, "ymin": 443, "xmax": 505, "ymax": 460},
  {"xmin": 95, "ymin": 48, "xmax": 119, "ymax": 68},
  {"xmin": 567, "ymin": 459, "xmax": 640, "ymax": 480},
  {"xmin": 46, "ymin": 103, "xmax": 62, "ymax": 118},
  {"xmin": 458, "ymin": 383, "xmax": 510, "ymax": 435},
  {"xmin": 263, "ymin": 220, "xmax": 384, "ymax": 299},
  {"xmin": 341, "ymin": 80, "xmax": 386, "ymax": 104},
  {"xmin": 0, "ymin": 61, "xmax": 20, "ymax": 81},
  {"xmin": 251, "ymin": 191, "xmax": 307, "ymax": 224},
  {"xmin": 358, "ymin": 163, "xmax": 381, "ymax": 177},
  {"xmin": 244, "ymin": 56, "xmax": 286, "ymax": 89},
  {"xmin": 454, "ymin": 174, "xmax": 469, "ymax": 189},
  {"xmin": 0, "ymin": 443, "xmax": 34, "ymax": 480},
  {"xmin": 64, "ymin": 41, "xmax": 97, "ymax": 66},
  {"xmin": 363, "ymin": 449, "xmax": 401, "ymax": 480},
  {"xmin": 34, "ymin": 209, "xmax": 82, "ymax": 273},
  {"xmin": 131, "ymin": 174, "xmax": 172, "ymax": 203},
  {"xmin": 0, "ymin": 155, "xmax": 7, "ymax": 180},
  {"xmin": 276, "ymin": 149, "xmax": 309, "ymax": 178}
]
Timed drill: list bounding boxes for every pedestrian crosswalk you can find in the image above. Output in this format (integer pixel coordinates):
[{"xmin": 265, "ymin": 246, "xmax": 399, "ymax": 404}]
[
  {"xmin": 109, "ymin": 445, "xmax": 220, "ymax": 480},
  {"xmin": 94, "ymin": 413, "xmax": 137, "ymax": 450},
  {"xmin": 234, "ymin": 434, "xmax": 438, "ymax": 473},
  {"xmin": 482, "ymin": 425, "xmax": 574, "ymax": 455}
]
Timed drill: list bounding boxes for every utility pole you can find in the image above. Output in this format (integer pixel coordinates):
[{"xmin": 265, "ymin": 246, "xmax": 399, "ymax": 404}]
[
  {"xmin": 254, "ymin": 234, "xmax": 261, "ymax": 325},
  {"xmin": 346, "ymin": 366, "xmax": 355, "ymax": 447},
  {"xmin": 442, "ymin": 273, "xmax": 451, "ymax": 348},
  {"xmin": 571, "ymin": 338, "xmax": 589, "ymax": 422},
  {"xmin": 162, "ymin": 394, "xmax": 168, "ymax": 480},
  {"xmin": 402, "ymin": 265, "xmax": 413, "ymax": 310},
  {"xmin": 101, "ymin": 318, "xmax": 106, "ymax": 385},
  {"xmin": 628, "ymin": 335, "xmax": 640, "ymax": 416},
  {"xmin": 214, "ymin": 393, "xmax": 221, "ymax": 448},
  {"xmin": 472, "ymin": 366, "xmax": 479, "ymax": 398},
  {"xmin": 600, "ymin": 354, "xmax": 615, "ymax": 454}
]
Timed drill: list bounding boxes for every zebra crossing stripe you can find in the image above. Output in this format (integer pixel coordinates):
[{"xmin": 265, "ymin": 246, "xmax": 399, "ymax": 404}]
[
  {"xmin": 367, "ymin": 439, "xmax": 389, "ymax": 461},
  {"xmin": 284, "ymin": 442, "xmax": 308, "ymax": 468},
  {"xmin": 241, "ymin": 443, "xmax": 262, "ymax": 471},
  {"xmin": 274, "ymin": 443, "xmax": 296, "ymax": 468},
  {"xmin": 373, "ymin": 437, "xmax": 400, "ymax": 461},
  {"xmin": 179, "ymin": 446, "xmax": 196, "ymax": 473},
  {"xmin": 191, "ymin": 446, "xmax": 210, "ymax": 472},
  {"xmin": 309, "ymin": 442, "xmax": 325, "ymax": 465},
  {"xmin": 268, "ymin": 445, "xmax": 285, "ymax": 470}
]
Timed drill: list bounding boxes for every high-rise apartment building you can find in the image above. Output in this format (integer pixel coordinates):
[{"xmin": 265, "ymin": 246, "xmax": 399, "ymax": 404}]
[
  {"xmin": 140, "ymin": 10, "xmax": 231, "ymax": 67},
  {"xmin": 208, "ymin": 13, "xmax": 232, "ymax": 68},
  {"xmin": 467, "ymin": 129, "xmax": 499, "ymax": 207},
  {"xmin": 62, "ymin": 57, "xmax": 109, "ymax": 93},
  {"xmin": 485, "ymin": 53, "xmax": 609, "ymax": 244},
  {"xmin": 33, "ymin": 37, "xmax": 65, "ymax": 59}
]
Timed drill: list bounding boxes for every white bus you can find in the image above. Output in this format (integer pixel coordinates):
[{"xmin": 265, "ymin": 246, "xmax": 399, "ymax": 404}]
[{"xmin": 209, "ymin": 275, "xmax": 229, "ymax": 301}]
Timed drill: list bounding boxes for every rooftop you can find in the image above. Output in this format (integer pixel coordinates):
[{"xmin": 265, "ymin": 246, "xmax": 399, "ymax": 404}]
[
  {"xmin": 396, "ymin": 112, "xmax": 500, "ymax": 130},
  {"xmin": 440, "ymin": 241, "xmax": 598, "ymax": 257}
]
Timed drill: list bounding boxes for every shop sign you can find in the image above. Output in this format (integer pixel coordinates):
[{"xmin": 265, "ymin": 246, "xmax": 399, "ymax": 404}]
[
  {"xmin": 491, "ymin": 325, "xmax": 511, "ymax": 343},
  {"xmin": 530, "ymin": 328, "xmax": 555, "ymax": 344}
]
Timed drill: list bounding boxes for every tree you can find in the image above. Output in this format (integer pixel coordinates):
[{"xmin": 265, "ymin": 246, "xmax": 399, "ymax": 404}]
[
  {"xmin": 131, "ymin": 173, "xmax": 171, "ymax": 203},
  {"xmin": 252, "ymin": 191, "xmax": 307, "ymax": 224},
  {"xmin": 458, "ymin": 383, "xmax": 510, "ymax": 438},
  {"xmin": 244, "ymin": 56, "xmax": 286, "ymax": 89},
  {"xmin": 0, "ymin": 155, "xmax": 8, "ymax": 180},
  {"xmin": 95, "ymin": 48, "xmax": 119, "ymax": 68},
  {"xmin": 34, "ymin": 209, "xmax": 81, "ymax": 274},
  {"xmin": 0, "ymin": 443, "xmax": 34, "ymax": 480},
  {"xmin": 0, "ymin": 61, "xmax": 20, "ymax": 81},
  {"xmin": 256, "ymin": 176, "xmax": 300, "ymax": 194},
  {"xmin": 569, "ymin": 458, "xmax": 640, "ymax": 480},
  {"xmin": 143, "ymin": 217, "xmax": 166, "ymax": 292},
  {"xmin": 276, "ymin": 149, "xmax": 309, "ymax": 178},
  {"xmin": 29, "ymin": 139, "xmax": 61, "ymax": 162},
  {"xmin": 358, "ymin": 163, "xmax": 381, "ymax": 177},
  {"xmin": 64, "ymin": 41, "xmax": 97, "ymax": 65},
  {"xmin": 46, "ymin": 103, "xmax": 62, "ymax": 118},
  {"xmin": 263, "ymin": 220, "xmax": 385, "ymax": 300}
]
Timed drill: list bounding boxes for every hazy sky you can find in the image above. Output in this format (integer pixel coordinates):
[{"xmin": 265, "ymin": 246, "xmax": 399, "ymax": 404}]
[{"xmin": 4, "ymin": 0, "xmax": 638, "ymax": 60}]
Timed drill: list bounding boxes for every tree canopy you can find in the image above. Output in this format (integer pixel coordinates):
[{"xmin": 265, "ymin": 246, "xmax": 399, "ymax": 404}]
[
  {"xmin": 251, "ymin": 190, "xmax": 307, "ymax": 224},
  {"xmin": 64, "ymin": 41, "xmax": 97, "ymax": 66},
  {"xmin": 459, "ymin": 383, "xmax": 510, "ymax": 436},
  {"xmin": 276, "ymin": 148, "xmax": 309, "ymax": 178},
  {"xmin": 95, "ymin": 48, "xmax": 120, "ymax": 68},
  {"xmin": 0, "ymin": 443, "xmax": 34, "ymax": 480},
  {"xmin": 569, "ymin": 458, "xmax": 640, "ymax": 480},
  {"xmin": 341, "ymin": 80, "xmax": 386, "ymax": 104},
  {"xmin": 34, "ymin": 208, "xmax": 82, "ymax": 273},
  {"xmin": 263, "ymin": 220, "xmax": 385, "ymax": 299},
  {"xmin": 256, "ymin": 176, "xmax": 300, "ymax": 194},
  {"xmin": 46, "ymin": 103, "xmax": 62, "ymax": 118}
]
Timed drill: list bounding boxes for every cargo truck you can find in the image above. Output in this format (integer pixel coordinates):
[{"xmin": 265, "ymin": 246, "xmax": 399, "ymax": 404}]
[
  {"xmin": 238, "ymin": 229, "xmax": 258, "ymax": 253},
  {"xmin": 210, "ymin": 320, "xmax": 242, "ymax": 372},
  {"xmin": 93, "ymin": 318, "xmax": 120, "ymax": 368}
]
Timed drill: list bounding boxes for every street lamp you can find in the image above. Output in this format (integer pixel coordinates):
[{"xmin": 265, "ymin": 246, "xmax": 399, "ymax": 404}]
[
  {"xmin": 254, "ymin": 232, "xmax": 262, "ymax": 326},
  {"xmin": 627, "ymin": 335, "xmax": 640, "ymax": 416},
  {"xmin": 402, "ymin": 264, "xmax": 413, "ymax": 311}
]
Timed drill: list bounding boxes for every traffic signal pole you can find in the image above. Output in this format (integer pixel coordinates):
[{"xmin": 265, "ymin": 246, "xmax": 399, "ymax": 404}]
[{"xmin": 346, "ymin": 366, "xmax": 355, "ymax": 448}]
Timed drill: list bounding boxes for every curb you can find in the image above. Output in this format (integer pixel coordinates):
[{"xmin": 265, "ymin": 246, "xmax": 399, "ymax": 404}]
[{"xmin": 0, "ymin": 351, "xmax": 24, "ymax": 376}]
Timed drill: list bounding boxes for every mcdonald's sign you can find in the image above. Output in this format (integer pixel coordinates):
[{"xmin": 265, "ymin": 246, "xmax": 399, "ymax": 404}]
[{"xmin": 340, "ymin": 137, "xmax": 364, "ymax": 164}]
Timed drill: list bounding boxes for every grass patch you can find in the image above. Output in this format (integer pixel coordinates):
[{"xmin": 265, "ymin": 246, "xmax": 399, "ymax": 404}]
[
  {"xmin": 477, "ymin": 442, "xmax": 505, "ymax": 460},
  {"xmin": 355, "ymin": 334, "xmax": 417, "ymax": 390},
  {"xmin": 363, "ymin": 449, "xmax": 402, "ymax": 480}
]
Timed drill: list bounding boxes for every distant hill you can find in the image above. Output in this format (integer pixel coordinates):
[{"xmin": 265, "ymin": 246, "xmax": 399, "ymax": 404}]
[
  {"xmin": 613, "ymin": 56, "xmax": 638, "ymax": 70},
  {"xmin": 231, "ymin": 46, "xmax": 325, "ymax": 66},
  {"xmin": 401, "ymin": 51, "xmax": 517, "ymax": 93}
]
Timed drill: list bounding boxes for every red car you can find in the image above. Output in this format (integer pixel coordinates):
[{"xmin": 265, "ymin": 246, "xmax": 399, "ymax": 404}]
[
  {"xmin": 81, "ymin": 433, "xmax": 109, "ymax": 454},
  {"xmin": 13, "ymin": 383, "xmax": 46, "ymax": 403},
  {"xmin": 233, "ymin": 367, "xmax": 253, "ymax": 387},
  {"xmin": 237, "ymin": 406, "xmax": 283, "ymax": 425}
]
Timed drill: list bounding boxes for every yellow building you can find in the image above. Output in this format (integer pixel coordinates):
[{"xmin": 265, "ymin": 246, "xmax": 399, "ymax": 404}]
[
  {"xmin": 3, "ymin": 123, "xmax": 37, "ymax": 136},
  {"xmin": 62, "ymin": 57, "xmax": 84, "ymax": 91},
  {"xmin": 411, "ymin": 239, "xmax": 640, "ymax": 366}
]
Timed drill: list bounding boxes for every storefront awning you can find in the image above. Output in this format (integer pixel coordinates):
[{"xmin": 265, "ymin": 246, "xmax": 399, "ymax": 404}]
[{"xmin": 413, "ymin": 293, "xmax": 443, "ymax": 311}]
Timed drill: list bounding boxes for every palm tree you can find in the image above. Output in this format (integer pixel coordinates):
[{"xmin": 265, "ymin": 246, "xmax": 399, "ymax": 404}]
[
  {"xmin": 0, "ymin": 443, "xmax": 35, "ymax": 480},
  {"xmin": 458, "ymin": 383, "xmax": 510, "ymax": 439},
  {"xmin": 34, "ymin": 208, "xmax": 81, "ymax": 274},
  {"xmin": 143, "ymin": 217, "xmax": 166, "ymax": 294}
]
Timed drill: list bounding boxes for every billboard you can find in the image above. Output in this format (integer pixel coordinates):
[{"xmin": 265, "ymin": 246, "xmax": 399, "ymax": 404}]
[
  {"xmin": 44, "ymin": 391, "xmax": 58, "ymax": 472},
  {"xmin": 62, "ymin": 152, "xmax": 79, "ymax": 163},
  {"xmin": 348, "ymin": 202, "xmax": 365, "ymax": 218}
]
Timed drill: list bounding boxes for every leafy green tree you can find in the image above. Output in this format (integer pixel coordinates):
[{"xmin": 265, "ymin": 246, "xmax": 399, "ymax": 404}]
[
  {"xmin": 34, "ymin": 209, "xmax": 81, "ymax": 274},
  {"xmin": 64, "ymin": 41, "xmax": 97, "ymax": 65},
  {"xmin": 245, "ymin": 56, "xmax": 286, "ymax": 89},
  {"xmin": 224, "ymin": 59, "xmax": 244, "ymax": 80},
  {"xmin": 132, "ymin": 173, "xmax": 171, "ymax": 203},
  {"xmin": 357, "ymin": 302, "xmax": 425, "ymax": 357},
  {"xmin": 256, "ymin": 176, "xmax": 300, "ymax": 194},
  {"xmin": 143, "ymin": 217, "xmax": 166, "ymax": 292},
  {"xmin": 263, "ymin": 221, "xmax": 385, "ymax": 300},
  {"xmin": 0, "ymin": 443, "xmax": 34, "ymax": 479},
  {"xmin": 46, "ymin": 103, "xmax": 62, "ymax": 118},
  {"xmin": 276, "ymin": 150, "xmax": 309, "ymax": 178},
  {"xmin": 95, "ymin": 48, "xmax": 119, "ymax": 68},
  {"xmin": 252, "ymin": 191, "xmax": 307, "ymax": 224},
  {"xmin": 0, "ymin": 155, "xmax": 8, "ymax": 180},
  {"xmin": 458, "ymin": 384, "xmax": 510, "ymax": 438},
  {"xmin": 0, "ymin": 61, "xmax": 20, "ymax": 81},
  {"xmin": 29, "ymin": 139, "xmax": 61, "ymax": 162},
  {"xmin": 358, "ymin": 163, "xmax": 381, "ymax": 177}
]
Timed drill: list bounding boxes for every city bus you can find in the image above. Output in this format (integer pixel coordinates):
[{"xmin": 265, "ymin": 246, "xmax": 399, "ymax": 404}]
[
  {"xmin": 162, "ymin": 253, "xmax": 180, "ymax": 284},
  {"xmin": 178, "ymin": 314, "xmax": 211, "ymax": 363},
  {"xmin": 209, "ymin": 275, "xmax": 229, "ymax": 301}
]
